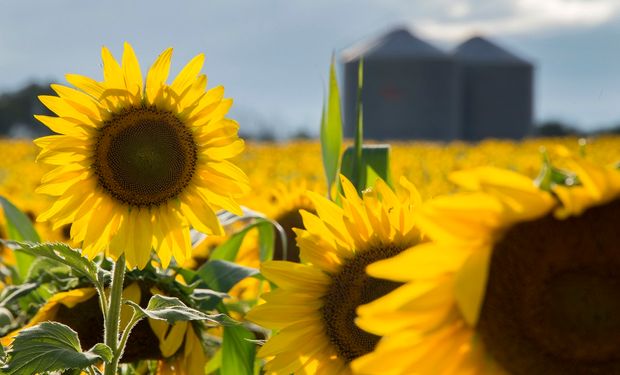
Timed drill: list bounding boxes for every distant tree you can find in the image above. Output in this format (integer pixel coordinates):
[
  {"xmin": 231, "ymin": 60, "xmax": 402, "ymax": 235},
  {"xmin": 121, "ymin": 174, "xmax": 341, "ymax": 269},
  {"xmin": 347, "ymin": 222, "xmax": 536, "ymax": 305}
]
[
  {"xmin": 533, "ymin": 121, "xmax": 581, "ymax": 137},
  {"xmin": 596, "ymin": 123, "xmax": 620, "ymax": 135},
  {"xmin": 0, "ymin": 83, "xmax": 54, "ymax": 138},
  {"xmin": 291, "ymin": 129, "xmax": 314, "ymax": 140}
]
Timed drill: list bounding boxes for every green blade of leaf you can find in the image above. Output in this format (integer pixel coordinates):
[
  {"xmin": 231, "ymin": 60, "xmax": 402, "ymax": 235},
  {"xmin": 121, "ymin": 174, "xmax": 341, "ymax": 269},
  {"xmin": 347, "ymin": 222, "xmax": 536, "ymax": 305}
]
[
  {"xmin": 2, "ymin": 322, "xmax": 108, "ymax": 374},
  {"xmin": 257, "ymin": 222, "xmax": 275, "ymax": 263},
  {"xmin": 209, "ymin": 218, "xmax": 278, "ymax": 262},
  {"xmin": 320, "ymin": 54, "xmax": 343, "ymax": 198},
  {"xmin": 221, "ymin": 325, "xmax": 256, "ymax": 375},
  {"xmin": 204, "ymin": 347, "xmax": 223, "ymax": 374},
  {"xmin": 196, "ymin": 260, "xmax": 259, "ymax": 293},
  {"xmin": 2, "ymin": 241, "xmax": 104, "ymax": 290},
  {"xmin": 0, "ymin": 308, "xmax": 12, "ymax": 327},
  {"xmin": 0, "ymin": 198, "xmax": 40, "ymax": 242},
  {"xmin": 340, "ymin": 144, "xmax": 393, "ymax": 192},
  {"xmin": 87, "ymin": 343, "xmax": 113, "ymax": 364},
  {"xmin": 0, "ymin": 197, "xmax": 40, "ymax": 282},
  {"xmin": 0, "ymin": 343, "xmax": 6, "ymax": 362},
  {"xmin": 125, "ymin": 294, "xmax": 236, "ymax": 326},
  {"xmin": 352, "ymin": 58, "xmax": 365, "ymax": 188},
  {"xmin": 0, "ymin": 283, "xmax": 39, "ymax": 308}
]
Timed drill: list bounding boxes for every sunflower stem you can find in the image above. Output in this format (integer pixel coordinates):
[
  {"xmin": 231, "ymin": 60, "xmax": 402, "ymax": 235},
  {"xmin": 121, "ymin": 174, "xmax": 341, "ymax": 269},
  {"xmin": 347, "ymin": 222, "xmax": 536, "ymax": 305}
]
[
  {"xmin": 104, "ymin": 254, "xmax": 126, "ymax": 375},
  {"xmin": 115, "ymin": 313, "xmax": 142, "ymax": 365}
]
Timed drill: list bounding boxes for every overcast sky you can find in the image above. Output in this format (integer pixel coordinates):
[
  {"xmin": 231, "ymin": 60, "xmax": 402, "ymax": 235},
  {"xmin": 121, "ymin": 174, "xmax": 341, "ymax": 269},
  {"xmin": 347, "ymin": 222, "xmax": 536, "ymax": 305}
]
[{"xmin": 3, "ymin": 0, "xmax": 620, "ymax": 136}]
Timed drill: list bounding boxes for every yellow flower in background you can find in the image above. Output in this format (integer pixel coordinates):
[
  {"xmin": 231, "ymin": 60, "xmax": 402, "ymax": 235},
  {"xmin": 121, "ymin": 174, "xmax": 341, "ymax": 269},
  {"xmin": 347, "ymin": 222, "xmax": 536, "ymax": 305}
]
[
  {"xmin": 246, "ymin": 176, "xmax": 423, "ymax": 374},
  {"xmin": 353, "ymin": 163, "xmax": 620, "ymax": 374},
  {"xmin": 34, "ymin": 43, "xmax": 250, "ymax": 269},
  {"xmin": 248, "ymin": 180, "xmax": 321, "ymax": 262}
]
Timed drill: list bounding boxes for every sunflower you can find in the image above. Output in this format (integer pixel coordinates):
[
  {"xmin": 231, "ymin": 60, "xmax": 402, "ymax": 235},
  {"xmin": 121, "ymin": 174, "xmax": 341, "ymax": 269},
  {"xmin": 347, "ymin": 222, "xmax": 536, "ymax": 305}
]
[
  {"xmin": 260, "ymin": 181, "xmax": 318, "ymax": 262},
  {"xmin": 353, "ymin": 160, "xmax": 620, "ymax": 375},
  {"xmin": 34, "ymin": 43, "xmax": 250, "ymax": 269},
  {"xmin": 246, "ymin": 176, "xmax": 423, "ymax": 374},
  {"xmin": 0, "ymin": 283, "xmax": 209, "ymax": 373}
]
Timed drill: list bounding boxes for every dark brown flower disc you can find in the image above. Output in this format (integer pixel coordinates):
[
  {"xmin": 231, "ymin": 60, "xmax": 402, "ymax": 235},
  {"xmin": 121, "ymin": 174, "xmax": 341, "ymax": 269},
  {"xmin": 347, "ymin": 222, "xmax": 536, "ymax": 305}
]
[
  {"xmin": 477, "ymin": 198, "xmax": 620, "ymax": 375},
  {"xmin": 321, "ymin": 244, "xmax": 405, "ymax": 363},
  {"xmin": 94, "ymin": 107, "xmax": 197, "ymax": 207}
]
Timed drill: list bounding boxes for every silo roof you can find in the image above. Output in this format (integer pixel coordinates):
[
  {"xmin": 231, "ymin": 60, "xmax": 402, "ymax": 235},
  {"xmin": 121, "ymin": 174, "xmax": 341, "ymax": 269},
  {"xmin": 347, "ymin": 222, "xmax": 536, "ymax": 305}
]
[
  {"xmin": 341, "ymin": 27, "xmax": 447, "ymax": 62},
  {"xmin": 454, "ymin": 36, "xmax": 531, "ymax": 65}
]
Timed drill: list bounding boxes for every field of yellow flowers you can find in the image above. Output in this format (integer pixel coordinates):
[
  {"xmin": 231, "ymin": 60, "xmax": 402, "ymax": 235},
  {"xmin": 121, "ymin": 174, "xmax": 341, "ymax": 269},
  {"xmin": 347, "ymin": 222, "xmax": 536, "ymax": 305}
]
[{"xmin": 0, "ymin": 135, "xmax": 618, "ymax": 243}]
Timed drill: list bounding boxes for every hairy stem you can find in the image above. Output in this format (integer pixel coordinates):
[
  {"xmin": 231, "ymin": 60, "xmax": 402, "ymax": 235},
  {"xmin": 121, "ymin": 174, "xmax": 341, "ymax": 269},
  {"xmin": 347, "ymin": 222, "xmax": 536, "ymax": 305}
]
[{"xmin": 103, "ymin": 254, "xmax": 126, "ymax": 375}]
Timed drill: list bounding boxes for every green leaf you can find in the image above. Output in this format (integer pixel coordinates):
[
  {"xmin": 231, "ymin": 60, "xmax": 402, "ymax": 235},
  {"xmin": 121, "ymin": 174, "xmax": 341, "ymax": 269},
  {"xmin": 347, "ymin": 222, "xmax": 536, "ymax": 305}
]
[
  {"xmin": 256, "ymin": 222, "xmax": 275, "ymax": 263},
  {"xmin": 88, "ymin": 343, "xmax": 113, "ymax": 364},
  {"xmin": 126, "ymin": 294, "xmax": 235, "ymax": 326},
  {"xmin": 320, "ymin": 55, "xmax": 343, "ymax": 198},
  {"xmin": 221, "ymin": 325, "xmax": 256, "ymax": 375},
  {"xmin": 196, "ymin": 260, "xmax": 258, "ymax": 293},
  {"xmin": 0, "ymin": 198, "xmax": 40, "ymax": 242},
  {"xmin": 2, "ymin": 322, "xmax": 108, "ymax": 374},
  {"xmin": 204, "ymin": 347, "xmax": 222, "ymax": 374},
  {"xmin": 210, "ymin": 219, "xmax": 277, "ymax": 262},
  {"xmin": 0, "ymin": 283, "xmax": 38, "ymax": 307},
  {"xmin": 340, "ymin": 144, "xmax": 393, "ymax": 192},
  {"xmin": 0, "ymin": 197, "xmax": 40, "ymax": 283},
  {"xmin": 352, "ymin": 58, "xmax": 365, "ymax": 189},
  {"xmin": 3, "ymin": 241, "xmax": 104, "ymax": 290},
  {"xmin": 0, "ymin": 308, "xmax": 12, "ymax": 327}
]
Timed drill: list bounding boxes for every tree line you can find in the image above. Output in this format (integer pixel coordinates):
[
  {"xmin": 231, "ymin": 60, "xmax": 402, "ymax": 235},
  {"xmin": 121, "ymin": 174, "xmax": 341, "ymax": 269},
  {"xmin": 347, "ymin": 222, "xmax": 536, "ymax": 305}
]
[{"xmin": 0, "ymin": 83, "xmax": 619, "ymax": 139}]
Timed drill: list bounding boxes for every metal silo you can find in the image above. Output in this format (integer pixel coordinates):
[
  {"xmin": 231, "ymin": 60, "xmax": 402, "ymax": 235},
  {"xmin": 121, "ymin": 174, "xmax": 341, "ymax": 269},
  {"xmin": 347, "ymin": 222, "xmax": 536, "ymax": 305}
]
[
  {"xmin": 454, "ymin": 36, "xmax": 533, "ymax": 140},
  {"xmin": 341, "ymin": 28, "xmax": 460, "ymax": 141}
]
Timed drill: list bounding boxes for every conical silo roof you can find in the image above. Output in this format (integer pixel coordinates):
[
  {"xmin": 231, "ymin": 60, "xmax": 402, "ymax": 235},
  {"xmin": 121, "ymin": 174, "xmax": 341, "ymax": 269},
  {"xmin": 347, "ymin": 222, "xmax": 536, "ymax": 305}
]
[
  {"xmin": 454, "ymin": 36, "xmax": 531, "ymax": 65},
  {"xmin": 342, "ymin": 27, "xmax": 447, "ymax": 62}
]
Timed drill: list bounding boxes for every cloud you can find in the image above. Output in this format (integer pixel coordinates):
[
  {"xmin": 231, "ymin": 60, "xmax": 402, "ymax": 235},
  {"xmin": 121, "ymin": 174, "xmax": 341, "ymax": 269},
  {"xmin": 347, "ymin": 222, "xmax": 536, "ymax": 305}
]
[{"xmin": 412, "ymin": 0, "xmax": 620, "ymax": 41}]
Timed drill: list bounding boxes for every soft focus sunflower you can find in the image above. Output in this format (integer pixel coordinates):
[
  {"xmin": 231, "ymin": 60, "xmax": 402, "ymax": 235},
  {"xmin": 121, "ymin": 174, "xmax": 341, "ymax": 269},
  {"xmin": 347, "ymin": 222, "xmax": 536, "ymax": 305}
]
[
  {"xmin": 0, "ymin": 283, "xmax": 208, "ymax": 373},
  {"xmin": 246, "ymin": 176, "xmax": 423, "ymax": 374},
  {"xmin": 34, "ymin": 43, "xmax": 250, "ymax": 269},
  {"xmin": 353, "ymin": 161, "xmax": 620, "ymax": 375},
  {"xmin": 260, "ymin": 181, "xmax": 318, "ymax": 262}
]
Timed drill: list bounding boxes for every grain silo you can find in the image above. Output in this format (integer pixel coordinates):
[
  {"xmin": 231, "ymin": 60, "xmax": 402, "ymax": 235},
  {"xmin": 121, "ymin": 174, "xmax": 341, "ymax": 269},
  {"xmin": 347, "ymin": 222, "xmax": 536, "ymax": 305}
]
[
  {"xmin": 454, "ymin": 36, "xmax": 533, "ymax": 140},
  {"xmin": 341, "ymin": 28, "xmax": 460, "ymax": 141}
]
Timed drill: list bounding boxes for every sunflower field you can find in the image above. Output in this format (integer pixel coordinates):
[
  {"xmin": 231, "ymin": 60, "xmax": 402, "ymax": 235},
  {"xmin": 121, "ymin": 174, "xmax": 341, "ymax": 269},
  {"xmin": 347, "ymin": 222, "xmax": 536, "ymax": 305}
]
[{"xmin": 1, "ymin": 44, "xmax": 620, "ymax": 375}]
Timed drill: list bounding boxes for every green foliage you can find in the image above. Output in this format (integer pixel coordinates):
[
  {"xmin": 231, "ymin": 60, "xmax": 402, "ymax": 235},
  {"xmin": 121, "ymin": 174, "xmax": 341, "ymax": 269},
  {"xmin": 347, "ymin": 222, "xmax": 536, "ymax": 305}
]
[
  {"xmin": 352, "ymin": 58, "xmax": 365, "ymax": 189},
  {"xmin": 1, "ymin": 322, "xmax": 111, "ymax": 375},
  {"xmin": 341, "ymin": 144, "xmax": 394, "ymax": 192},
  {"xmin": 3, "ymin": 241, "xmax": 106, "ymax": 292},
  {"xmin": 221, "ymin": 325, "xmax": 256, "ymax": 375},
  {"xmin": 320, "ymin": 55, "xmax": 343, "ymax": 198},
  {"xmin": 210, "ymin": 218, "xmax": 278, "ymax": 263},
  {"xmin": 125, "ymin": 294, "xmax": 235, "ymax": 326},
  {"xmin": 0, "ymin": 308, "xmax": 12, "ymax": 327},
  {"xmin": 196, "ymin": 260, "xmax": 259, "ymax": 294},
  {"xmin": 0, "ymin": 283, "xmax": 38, "ymax": 308},
  {"xmin": 0, "ymin": 197, "xmax": 40, "ymax": 282}
]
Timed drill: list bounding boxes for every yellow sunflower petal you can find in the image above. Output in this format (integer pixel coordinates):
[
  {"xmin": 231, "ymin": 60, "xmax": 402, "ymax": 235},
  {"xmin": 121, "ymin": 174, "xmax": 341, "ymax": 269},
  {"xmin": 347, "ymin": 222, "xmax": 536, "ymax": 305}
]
[
  {"xmin": 121, "ymin": 42, "xmax": 143, "ymax": 98},
  {"xmin": 146, "ymin": 47, "xmax": 173, "ymax": 105}
]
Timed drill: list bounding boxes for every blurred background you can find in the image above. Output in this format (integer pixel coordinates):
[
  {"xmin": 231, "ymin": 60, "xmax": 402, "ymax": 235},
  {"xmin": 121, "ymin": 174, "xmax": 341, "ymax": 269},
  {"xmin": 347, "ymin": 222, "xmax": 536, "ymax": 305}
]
[{"xmin": 2, "ymin": 0, "xmax": 620, "ymax": 140}]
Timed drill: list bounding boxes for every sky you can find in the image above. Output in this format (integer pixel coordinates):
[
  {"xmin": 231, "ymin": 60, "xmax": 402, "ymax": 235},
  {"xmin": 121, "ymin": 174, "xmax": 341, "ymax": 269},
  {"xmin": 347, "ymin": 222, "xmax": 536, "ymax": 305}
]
[{"xmin": 2, "ymin": 0, "xmax": 620, "ymax": 136}]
